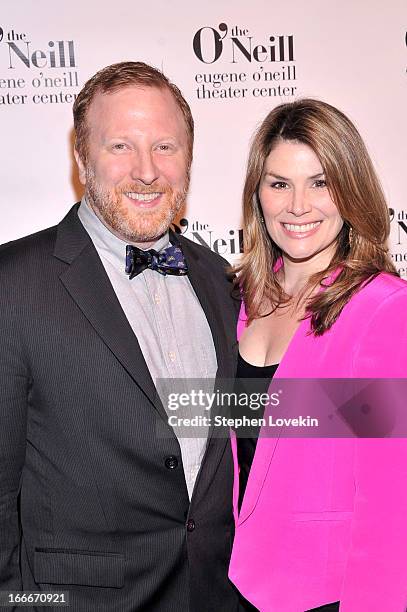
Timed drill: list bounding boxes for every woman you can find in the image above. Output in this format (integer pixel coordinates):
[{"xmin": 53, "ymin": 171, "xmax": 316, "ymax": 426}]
[{"xmin": 228, "ymin": 99, "xmax": 407, "ymax": 611}]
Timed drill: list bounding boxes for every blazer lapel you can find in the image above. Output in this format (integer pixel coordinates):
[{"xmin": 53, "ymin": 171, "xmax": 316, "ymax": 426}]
[
  {"xmin": 237, "ymin": 300, "xmax": 310, "ymax": 524},
  {"xmin": 54, "ymin": 205, "xmax": 169, "ymax": 422}
]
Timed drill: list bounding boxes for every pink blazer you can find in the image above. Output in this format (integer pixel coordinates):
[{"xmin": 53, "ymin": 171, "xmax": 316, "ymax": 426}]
[{"xmin": 229, "ymin": 272, "xmax": 407, "ymax": 611}]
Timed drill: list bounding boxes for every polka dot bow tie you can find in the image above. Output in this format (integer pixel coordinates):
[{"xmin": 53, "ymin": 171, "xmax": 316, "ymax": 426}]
[{"xmin": 125, "ymin": 244, "xmax": 188, "ymax": 279}]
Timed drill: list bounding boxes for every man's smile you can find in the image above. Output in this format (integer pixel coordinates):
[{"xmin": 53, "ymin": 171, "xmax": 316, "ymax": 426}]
[{"xmin": 124, "ymin": 191, "xmax": 162, "ymax": 202}]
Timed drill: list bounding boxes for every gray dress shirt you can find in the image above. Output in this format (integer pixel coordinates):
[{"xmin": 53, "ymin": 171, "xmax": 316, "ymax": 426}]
[{"xmin": 78, "ymin": 199, "xmax": 217, "ymax": 498}]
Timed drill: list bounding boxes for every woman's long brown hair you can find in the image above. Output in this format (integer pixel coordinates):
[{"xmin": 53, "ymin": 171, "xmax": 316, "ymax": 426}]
[{"xmin": 234, "ymin": 99, "xmax": 397, "ymax": 335}]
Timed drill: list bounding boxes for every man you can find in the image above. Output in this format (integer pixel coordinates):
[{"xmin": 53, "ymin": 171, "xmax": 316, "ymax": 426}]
[{"xmin": 0, "ymin": 62, "xmax": 240, "ymax": 611}]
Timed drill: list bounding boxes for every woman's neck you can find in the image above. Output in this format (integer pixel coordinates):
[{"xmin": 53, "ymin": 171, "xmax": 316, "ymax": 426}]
[{"xmin": 280, "ymin": 247, "xmax": 335, "ymax": 296}]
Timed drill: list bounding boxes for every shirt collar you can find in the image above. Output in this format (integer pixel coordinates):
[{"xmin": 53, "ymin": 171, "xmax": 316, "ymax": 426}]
[{"xmin": 78, "ymin": 197, "xmax": 170, "ymax": 274}]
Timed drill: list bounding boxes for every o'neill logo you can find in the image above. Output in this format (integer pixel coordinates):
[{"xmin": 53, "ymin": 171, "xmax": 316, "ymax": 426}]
[
  {"xmin": 193, "ymin": 23, "xmax": 294, "ymax": 64},
  {"xmin": 172, "ymin": 218, "xmax": 243, "ymax": 258},
  {"xmin": 191, "ymin": 23, "xmax": 297, "ymax": 101},
  {"xmin": 0, "ymin": 25, "xmax": 80, "ymax": 106},
  {"xmin": 0, "ymin": 27, "xmax": 76, "ymax": 69}
]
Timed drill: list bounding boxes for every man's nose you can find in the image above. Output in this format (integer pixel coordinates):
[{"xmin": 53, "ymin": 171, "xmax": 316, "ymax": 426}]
[
  {"xmin": 286, "ymin": 187, "xmax": 312, "ymax": 216},
  {"xmin": 130, "ymin": 151, "xmax": 159, "ymax": 185}
]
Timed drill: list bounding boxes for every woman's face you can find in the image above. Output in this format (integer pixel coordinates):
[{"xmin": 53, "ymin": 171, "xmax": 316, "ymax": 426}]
[{"xmin": 258, "ymin": 140, "xmax": 343, "ymax": 265}]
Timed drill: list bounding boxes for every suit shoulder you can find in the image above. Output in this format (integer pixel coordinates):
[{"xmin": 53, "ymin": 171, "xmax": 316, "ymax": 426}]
[
  {"xmin": 350, "ymin": 273, "xmax": 407, "ymax": 375},
  {"xmin": 335, "ymin": 273, "xmax": 407, "ymax": 332},
  {"xmin": 0, "ymin": 225, "xmax": 57, "ymax": 271},
  {"xmin": 362, "ymin": 272, "xmax": 407, "ymax": 304},
  {"xmin": 344, "ymin": 273, "xmax": 407, "ymax": 333}
]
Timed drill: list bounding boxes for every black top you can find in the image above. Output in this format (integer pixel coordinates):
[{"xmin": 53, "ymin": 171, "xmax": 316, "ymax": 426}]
[
  {"xmin": 237, "ymin": 352, "xmax": 279, "ymax": 380},
  {"xmin": 235, "ymin": 353, "xmax": 278, "ymax": 510}
]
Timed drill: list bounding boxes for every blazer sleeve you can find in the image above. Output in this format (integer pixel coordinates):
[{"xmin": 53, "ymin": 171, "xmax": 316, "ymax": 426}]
[
  {"xmin": 0, "ymin": 290, "xmax": 29, "ymax": 589},
  {"xmin": 340, "ymin": 286, "xmax": 407, "ymax": 611}
]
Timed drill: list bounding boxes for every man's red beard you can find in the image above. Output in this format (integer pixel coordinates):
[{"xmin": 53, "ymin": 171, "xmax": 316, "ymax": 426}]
[{"xmin": 84, "ymin": 167, "xmax": 189, "ymax": 243}]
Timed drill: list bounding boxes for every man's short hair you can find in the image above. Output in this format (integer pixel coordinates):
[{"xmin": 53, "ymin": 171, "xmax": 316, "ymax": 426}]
[{"xmin": 73, "ymin": 61, "xmax": 194, "ymax": 165}]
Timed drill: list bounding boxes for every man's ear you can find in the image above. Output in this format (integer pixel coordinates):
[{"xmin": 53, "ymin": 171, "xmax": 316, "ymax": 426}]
[{"xmin": 74, "ymin": 148, "xmax": 87, "ymax": 186}]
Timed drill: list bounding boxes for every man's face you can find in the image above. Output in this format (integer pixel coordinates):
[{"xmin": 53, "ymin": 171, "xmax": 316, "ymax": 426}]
[{"xmin": 75, "ymin": 85, "xmax": 190, "ymax": 247}]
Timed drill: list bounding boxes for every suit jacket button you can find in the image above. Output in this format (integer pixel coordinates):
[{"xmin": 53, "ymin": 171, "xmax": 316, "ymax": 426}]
[
  {"xmin": 186, "ymin": 519, "xmax": 195, "ymax": 532},
  {"xmin": 165, "ymin": 455, "xmax": 178, "ymax": 469}
]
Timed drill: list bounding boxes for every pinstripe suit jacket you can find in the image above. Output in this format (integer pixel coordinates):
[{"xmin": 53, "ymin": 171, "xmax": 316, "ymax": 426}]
[{"xmin": 0, "ymin": 204, "xmax": 241, "ymax": 612}]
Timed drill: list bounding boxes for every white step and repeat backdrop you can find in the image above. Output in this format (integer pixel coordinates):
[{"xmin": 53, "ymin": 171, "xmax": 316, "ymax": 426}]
[{"xmin": 1, "ymin": 1, "xmax": 406, "ymax": 274}]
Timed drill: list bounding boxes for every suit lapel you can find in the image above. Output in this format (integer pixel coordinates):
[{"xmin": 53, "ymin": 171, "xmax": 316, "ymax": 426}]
[
  {"xmin": 54, "ymin": 205, "xmax": 169, "ymax": 422},
  {"xmin": 178, "ymin": 235, "xmax": 239, "ymax": 502},
  {"xmin": 179, "ymin": 236, "xmax": 236, "ymax": 381}
]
